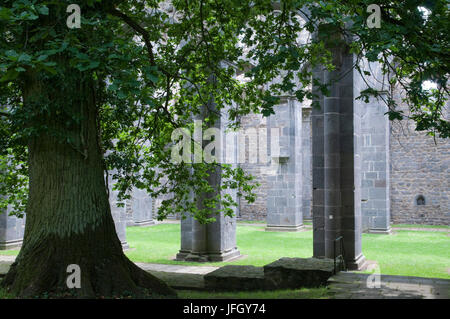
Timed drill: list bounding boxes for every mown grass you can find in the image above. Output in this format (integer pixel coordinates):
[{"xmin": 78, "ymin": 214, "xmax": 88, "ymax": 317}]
[
  {"xmin": 124, "ymin": 223, "xmax": 314, "ymax": 267},
  {"xmin": 361, "ymin": 230, "xmax": 450, "ymax": 278},
  {"xmin": 124, "ymin": 224, "xmax": 450, "ymax": 279},
  {"xmin": 0, "ymin": 250, "xmax": 19, "ymax": 256},
  {"xmin": 177, "ymin": 287, "xmax": 330, "ymax": 299},
  {"xmin": 0, "ymin": 281, "xmax": 13, "ymax": 299},
  {"xmin": 1, "ymin": 223, "xmax": 449, "ymax": 279}
]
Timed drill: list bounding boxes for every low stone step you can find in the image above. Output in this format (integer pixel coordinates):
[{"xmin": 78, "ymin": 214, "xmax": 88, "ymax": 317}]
[
  {"xmin": 264, "ymin": 257, "xmax": 335, "ymax": 289},
  {"xmin": 204, "ymin": 265, "xmax": 266, "ymax": 291}
]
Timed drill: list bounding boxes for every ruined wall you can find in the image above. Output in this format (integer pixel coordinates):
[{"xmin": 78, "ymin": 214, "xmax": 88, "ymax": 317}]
[
  {"xmin": 237, "ymin": 106, "xmax": 312, "ymax": 222},
  {"xmin": 389, "ymin": 109, "xmax": 450, "ymax": 225},
  {"xmin": 237, "ymin": 113, "xmax": 269, "ymax": 221}
]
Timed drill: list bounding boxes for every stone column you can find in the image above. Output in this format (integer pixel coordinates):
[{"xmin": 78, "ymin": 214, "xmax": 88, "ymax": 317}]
[
  {"xmin": 302, "ymin": 107, "xmax": 313, "ymax": 220},
  {"xmin": 176, "ymin": 102, "xmax": 240, "ymax": 262},
  {"xmin": 0, "ymin": 205, "xmax": 25, "ymax": 250},
  {"xmin": 129, "ymin": 187, "xmax": 155, "ymax": 226},
  {"xmin": 108, "ymin": 173, "xmax": 130, "ymax": 250},
  {"xmin": 266, "ymin": 98, "xmax": 303, "ymax": 231},
  {"xmin": 312, "ymin": 65, "xmax": 326, "ymax": 258},
  {"xmin": 312, "ymin": 41, "xmax": 366, "ymax": 270},
  {"xmin": 359, "ymin": 84, "xmax": 391, "ymax": 234}
]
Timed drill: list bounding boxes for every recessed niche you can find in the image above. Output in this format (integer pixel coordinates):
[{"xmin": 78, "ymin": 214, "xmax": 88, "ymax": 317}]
[{"xmin": 415, "ymin": 195, "xmax": 426, "ymax": 206}]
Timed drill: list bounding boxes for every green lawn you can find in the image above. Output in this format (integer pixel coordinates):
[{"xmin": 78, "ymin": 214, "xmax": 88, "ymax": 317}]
[
  {"xmin": 1, "ymin": 224, "xmax": 449, "ymax": 279},
  {"xmin": 0, "ymin": 249, "xmax": 19, "ymax": 256},
  {"xmin": 362, "ymin": 230, "xmax": 450, "ymax": 278},
  {"xmin": 177, "ymin": 287, "xmax": 330, "ymax": 299},
  {"xmin": 125, "ymin": 224, "xmax": 450, "ymax": 279},
  {"xmin": 124, "ymin": 224, "xmax": 314, "ymax": 267}
]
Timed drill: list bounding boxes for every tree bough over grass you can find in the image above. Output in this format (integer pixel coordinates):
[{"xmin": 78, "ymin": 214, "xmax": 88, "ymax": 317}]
[{"xmin": 0, "ymin": 0, "xmax": 448, "ymax": 298}]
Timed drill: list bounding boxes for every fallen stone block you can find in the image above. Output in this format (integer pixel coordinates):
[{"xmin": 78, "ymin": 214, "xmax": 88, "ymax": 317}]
[
  {"xmin": 204, "ymin": 265, "xmax": 266, "ymax": 291},
  {"xmin": 264, "ymin": 257, "xmax": 335, "ymax": 289}
]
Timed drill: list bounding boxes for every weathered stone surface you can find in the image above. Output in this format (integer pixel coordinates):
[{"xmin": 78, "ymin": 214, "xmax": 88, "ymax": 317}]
[
  {"xmin": 204, "ymin": 265, "xmax": 266, "ymax": 291},
  {"xmin": 128, "ymin": 187, "xmax": 154, "ymax": 227},
  {"xmin": 148, "ymin": 271, "xmax": 205, "ymax": 290},
  {"xmin": 265, "ymin": 99, "xmax": 304, "ymax": 232},
  {"xmin": 176, "ymin": 103, "xmax": 240, "ymax": 262},
  {"xmin": 264, "ymin": 257, "xmax": 335, "ymax": 289},
  {"xmin": 311, "ymin": 43, "xmax": 366, "ymax": 269},
  {"xmin": 390, "ymin": 102, "xmax": 450, "ymax": 226},
  {"xmin": 0, "ymin": 262, "xmax": 11, "ymax": 278},
  {"xmin": 328, "ymin": 272, "xmax": 450, "ymax": 299},
  {"xmin": 359, "ymin": 88, "xmax": 391, "ymax": 233},
  {"xmin": 0, "ymin": 204, "xmax": 25, "ymax": 250}
]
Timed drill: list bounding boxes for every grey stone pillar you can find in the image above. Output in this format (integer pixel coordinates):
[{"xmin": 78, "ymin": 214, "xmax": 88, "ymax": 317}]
[
  {"xmin": 129, "ymin": 187, "xmax": 155, "ymax": 226},
  {"xmin": 266, "ymin": 98, "xmax": 303, "ymax": 231},
  {"xmin": 359, "ymin": 86, "xmax": 391, "ymax": 234},
  {"xmin": 0, "ymin": 205, "xmax": 25, "ymax": 250},
  {"xmin": 312, "ymin": 41, "xmax": 366, "ymax": 270},
  {"xmin": 302, "ymin": 107, "xmax": 313, "ymax": 220},
  {"xmin": 108, "ymin": 173, "xmax": 129, "ymax": 250},
  {"xmin": 176, "ymin": 103, "xmax": 240, "ymax": 262},
  {"xmin": 312, "ymin": 65, "xmax": 326, "ymax": 258}
]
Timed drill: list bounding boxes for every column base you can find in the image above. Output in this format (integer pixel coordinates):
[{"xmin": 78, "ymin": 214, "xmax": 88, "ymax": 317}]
[
  {"xmin": 128, "ymin": 220, "xmax": 156, "ymax": 227},
  {"xmin": 0, "ymin": 239, "xmax": 23, "ymax": 250},
  {"xmin": 346, "ymin": 253, "xmax": 367, "ymax": 271},
  {"xmin": 176, "ymin": 248, "xmax": 241, "ymax": 262},
  {"xmin": 121, "ymin": 241, "xmax": 130, "ymax": 251},
  {"xmin": 265, "ymin": 224, "xmax": 304, "ymax": 232},
  {"xmin": 367, "ymin": 227, "xmax": 392, "ymax": 235}
]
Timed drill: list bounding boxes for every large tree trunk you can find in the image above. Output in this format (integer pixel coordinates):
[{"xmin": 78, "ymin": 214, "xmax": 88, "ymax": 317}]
[{"xmin": 1, "ymin": 71, "xmax": 176, "ymax": 298}]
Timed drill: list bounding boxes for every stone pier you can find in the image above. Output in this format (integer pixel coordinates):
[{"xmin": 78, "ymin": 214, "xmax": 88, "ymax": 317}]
[
  {"xmin": 312, "ymin": 37, "xmax": 366, "ymax": 270},
  {"xmin": 128, "ymin": 187, "xmax": 155, "ymax": 227},
  {"xmin": 302, "ymin": 107, "xmax": 313, "ymax": 220},
  {"xmin": 176, "ymin": 104, "xmax": 240, "ymax": 262},
  {"xmin": 357, "ymin": 65, "xmax": 391, "ymax": 234},
  {"xmin": 0, "ymin": 205, "xmax": 25, "ymax": 250},
  {"xmin": 265, "ymin": 98, "xmax": 304, "ymax": 232}
]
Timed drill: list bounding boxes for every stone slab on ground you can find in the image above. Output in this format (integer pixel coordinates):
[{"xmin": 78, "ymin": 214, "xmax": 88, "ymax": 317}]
[
  {"xmin": 148, "ymin": 271, "xmax": 205, "ymax": 290},
  {"xmin": 204, "ymin": 265, "xmax": 266, "ymax": 291},
  {"xmin": 328, "ymin": 272, "xmax": 450, "ymax": 299},
  {"xmin": 136, "ymin": 262, "xmax": 218, "ymax": 275},
  {"xmin": 264, "ymin": 257, "xmax": 335, "ymax": 289},
  {"xmin": 0, "ymin": 256, "xmax": 16, "ymax": 262}
]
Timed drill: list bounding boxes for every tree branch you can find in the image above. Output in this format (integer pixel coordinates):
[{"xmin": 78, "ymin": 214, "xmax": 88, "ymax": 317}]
[{"xmin": 109, "ymin": 8, "xmax": 156, "ymax": 67}]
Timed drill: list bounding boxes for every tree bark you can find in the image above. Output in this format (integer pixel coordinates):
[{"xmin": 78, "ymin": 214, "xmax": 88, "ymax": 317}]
[{"xmin": 1, "ymin": 70, "xmax": 176, "ymax": 298}]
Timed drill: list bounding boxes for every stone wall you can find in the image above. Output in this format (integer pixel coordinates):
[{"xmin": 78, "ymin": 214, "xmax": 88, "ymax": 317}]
[
  {"xmin": 265, "ymin": 98, "xmax": 303, "ymax": 231},
  {"xmin": 237, "ymin": 107, "xmax": 312, "ymax": 222},
  {"xmin": 0, "ymin": 207, "xmax": 25, "ymax": 249},
  {"xmin": 390, "ymin": 111, "xmax": 450, "ymax": 225},
  {"xmin": 237, "ymin": 100, "xmax": 449, "ymax": 227},
  {"xmin": 238, "ymin": 112, "xmax": 269, "ymax": 221}
]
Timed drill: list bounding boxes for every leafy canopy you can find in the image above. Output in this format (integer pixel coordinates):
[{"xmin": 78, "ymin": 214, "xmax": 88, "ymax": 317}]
[{"xmin": 0, "ymin": 0, "xmax": 448, "ymax": 221}]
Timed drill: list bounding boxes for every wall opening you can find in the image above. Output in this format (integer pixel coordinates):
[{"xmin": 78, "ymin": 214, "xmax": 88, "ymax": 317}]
[{"xmin": 416, "ymin": 195, "xmax": 426, "ymax": 206}]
